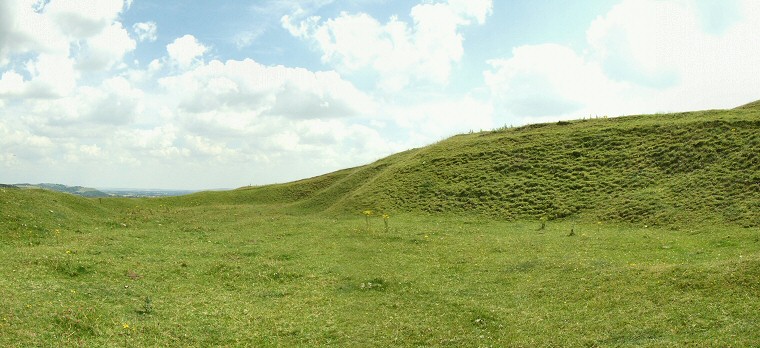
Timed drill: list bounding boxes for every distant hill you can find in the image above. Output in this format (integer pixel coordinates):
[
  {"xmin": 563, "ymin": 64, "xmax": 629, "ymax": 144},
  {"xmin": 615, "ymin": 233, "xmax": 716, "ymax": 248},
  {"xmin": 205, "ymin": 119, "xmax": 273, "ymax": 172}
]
[
  {"xmin": 188, "ymin": 104, "xmax": 759, "ymax": 227},
  {"xmin": 14, "ymin": 183, "xmax": 110, "ymax": 198}
]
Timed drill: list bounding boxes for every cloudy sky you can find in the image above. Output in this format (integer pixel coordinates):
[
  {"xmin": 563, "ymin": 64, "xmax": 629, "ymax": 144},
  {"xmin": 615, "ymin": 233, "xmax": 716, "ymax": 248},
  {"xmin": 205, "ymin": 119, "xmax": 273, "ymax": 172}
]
[{"xmin": 1, "ymin": 0, "xmax": 758, "ymax": 189}]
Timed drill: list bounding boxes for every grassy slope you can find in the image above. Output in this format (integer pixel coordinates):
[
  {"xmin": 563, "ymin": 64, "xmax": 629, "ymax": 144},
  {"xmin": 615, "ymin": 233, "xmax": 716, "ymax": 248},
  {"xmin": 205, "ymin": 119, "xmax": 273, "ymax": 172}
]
[
  {"xmin": 2, "ymin": 106, "xmax": 759, "ymax": 346},
  {"xmin": 1, "ymin": 190, "xmax": 759, "ymax": 346},
  {"xmin": 213, "ymin": 107, "xmax": 760, "ymax": 227}
]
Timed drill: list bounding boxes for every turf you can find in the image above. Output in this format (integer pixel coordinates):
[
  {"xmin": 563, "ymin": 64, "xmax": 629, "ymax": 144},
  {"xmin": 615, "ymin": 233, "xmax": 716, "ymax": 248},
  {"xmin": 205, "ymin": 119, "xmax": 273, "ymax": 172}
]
[
  {"xmin": 226, "ymin": 107, "xmax": 759, "ymax": 227},
  {"xmin": 1, "ymin": 106, "xmax": 759, "ymax": 346}
]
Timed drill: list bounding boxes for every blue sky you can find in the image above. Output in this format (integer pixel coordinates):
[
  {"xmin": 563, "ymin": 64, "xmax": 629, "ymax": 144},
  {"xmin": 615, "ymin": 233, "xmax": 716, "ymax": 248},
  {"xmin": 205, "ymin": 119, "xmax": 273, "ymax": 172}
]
[{"xmin": 1, "ymin": 0, "xmax": 759, "ymax": 189}]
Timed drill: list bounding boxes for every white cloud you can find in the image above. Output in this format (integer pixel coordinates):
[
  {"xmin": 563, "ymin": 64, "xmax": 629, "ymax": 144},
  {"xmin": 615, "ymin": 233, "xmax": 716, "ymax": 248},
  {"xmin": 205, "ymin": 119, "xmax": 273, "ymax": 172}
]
[
  {"xmin": 184, "ymin": 134, "xmax": 234, "ymax": 158},
  {"xmin": 485, "ymin": 44, "xmax": 624, "ymax": 118},
  {"xmin": 0, "ymin": 53, "xmax": 77, "ymax": 99},
  {"xmin": 586, "ymin": 0, "xmax": 698, "ymax": 88},
  {"xmin": 76, "ymin": 22, "xmax": 136, "ymax": 70},
  {"xmin": 133, "ymin": 21, "xmax": 158, "ymax": 42},
  {"xmin": 47, "ymin": 0, "xmax": 126, "ymax": 39},
  {"xmin": 0, "ymin": 0, "xmax": 70, "ymax": 62},
  {"xmin": 78, "ymin": 77, "xmax": 144, "ymax": 125},
  {"xmin": 447, "ymin": 0, "xmax": 493, "ymax": 24},
  {"xmin": 0, "ymin": 120, "xmax": 55, "ymax": 161},
  {"xmin": 283, "ymin": 0, "xmax": 493, "ymax": 92},
  {"xmin": 166, "ymin": 34, "xmax": 208, "ymax": 69},
  {"xmin": 0, "ymin": 71, "xmax": 26, "ymax": 97},
  {"xmin": 158, "ymin": 58, "xmax": 375, "ymax": 125},
  {"xmin": 17, "ymin": 76, "xmax": 144, "ymax": 135},
  {"xmin": 233, "ymin": 28, "xmax": 266, "ymax": 49},
  {"xmin": 4, "ymin": 1, "xmax": 475, "ymax": 189},
  {"xmin": 389, "ymin": 95, "xmax": 493, "ymax": 145},
  {"xmin": 485, "ymin": 0, "xmax": 760, "ymax": 123}
]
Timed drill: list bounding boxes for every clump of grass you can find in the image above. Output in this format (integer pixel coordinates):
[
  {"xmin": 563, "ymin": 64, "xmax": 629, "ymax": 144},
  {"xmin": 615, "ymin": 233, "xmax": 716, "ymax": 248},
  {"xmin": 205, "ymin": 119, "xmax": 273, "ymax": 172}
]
[
  {"xmin": 53, "ymin": 307, "xmax": 99, "ymax": 337},
  {"xmin": 538, "ymin": 216, "xmax": 547, "ymax": 231},
  {"xmin": 136, "ymin": 296, "xmax": 152, "ymax": 315},
  {"xmin": 362, "ymin": 210, "xmax": 373, "ymax": 230},
  {"xmin": 359, "ymin": 278, "xmax": 386, "ymax": 291}
]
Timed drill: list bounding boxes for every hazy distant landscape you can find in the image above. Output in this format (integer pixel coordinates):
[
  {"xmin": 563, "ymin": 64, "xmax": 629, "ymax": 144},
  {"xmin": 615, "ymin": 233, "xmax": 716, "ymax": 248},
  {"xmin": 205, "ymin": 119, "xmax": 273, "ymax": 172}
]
[
  {"xmin": 5, "ymin": 183, "xmax": 198, "ymax": 198},
  {"xmin": 97, "ymin": 188, "xmax": 200, "ymax": 198},
  {"xmin": 2, "ymin": 105, "xmax": 758, "ymax": 346}
]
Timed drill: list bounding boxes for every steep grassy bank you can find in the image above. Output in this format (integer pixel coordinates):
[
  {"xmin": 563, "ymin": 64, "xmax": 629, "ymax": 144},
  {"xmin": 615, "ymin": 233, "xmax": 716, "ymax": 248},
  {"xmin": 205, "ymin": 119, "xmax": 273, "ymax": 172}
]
[{"xmin": 223, "ymin": 107, "xmax": 759, "ymax": 227}]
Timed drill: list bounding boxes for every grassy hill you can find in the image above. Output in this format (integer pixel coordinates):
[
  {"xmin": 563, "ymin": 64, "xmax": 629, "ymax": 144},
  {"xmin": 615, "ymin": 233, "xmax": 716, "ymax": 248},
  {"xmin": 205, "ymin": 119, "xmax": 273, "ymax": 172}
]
[
  {"xmin": 14, "ymin": 183, "xmax": 110, "ymax": 198},
  {"xmin": 1, "ymin": 105, "xmax": 759, "ymax": 346},
  {"xmin": 199, "ymin": 107, "xmax": 759, "ymax": 227}
]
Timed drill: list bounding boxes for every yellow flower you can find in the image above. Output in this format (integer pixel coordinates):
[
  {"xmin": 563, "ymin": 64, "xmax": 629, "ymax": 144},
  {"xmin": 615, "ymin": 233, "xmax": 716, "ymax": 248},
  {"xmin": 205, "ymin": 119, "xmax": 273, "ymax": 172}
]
[
  {"xmin": 362, "ymin": 210, "xmax": 373, "ymax": 216},
  {"xmin": 65, "ymin": 250, "xmax": 71, "ymax": 254},
  {"xmin": 123, "ymin": 323, "xmax": 130, "ymax": 329},
  {"xmin": 382, "ymin": 214, "xmax": 390, "ymax": 220}
]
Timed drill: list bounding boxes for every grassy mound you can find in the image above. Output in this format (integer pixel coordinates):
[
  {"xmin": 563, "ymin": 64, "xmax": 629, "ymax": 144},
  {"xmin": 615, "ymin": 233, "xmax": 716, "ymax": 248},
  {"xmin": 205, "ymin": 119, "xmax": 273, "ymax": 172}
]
[
  {"xmin": 2, "ymin": 105, "xmax": 759, "ymax": 346},
  {"xmin": 0, "ymin": 188, "xmax": 113, "ymax": 245},
  {"xmin": 207, "ymin": 108, "xmax": 759, "ymax": 227}
]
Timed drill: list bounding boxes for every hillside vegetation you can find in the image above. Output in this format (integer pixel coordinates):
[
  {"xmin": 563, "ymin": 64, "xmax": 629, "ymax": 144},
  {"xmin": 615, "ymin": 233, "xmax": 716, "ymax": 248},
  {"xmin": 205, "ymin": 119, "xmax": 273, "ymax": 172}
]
[
  {"xmin": 2, "ymin": 105, "xmax": 760, "ymax": 346},
  {"xmin": 211, "ymin": 107, "xmax": 759, "ymax": 227},
  {"xmin": 14, "ymin": 183, "xmax": 110, "ymax": 198}
]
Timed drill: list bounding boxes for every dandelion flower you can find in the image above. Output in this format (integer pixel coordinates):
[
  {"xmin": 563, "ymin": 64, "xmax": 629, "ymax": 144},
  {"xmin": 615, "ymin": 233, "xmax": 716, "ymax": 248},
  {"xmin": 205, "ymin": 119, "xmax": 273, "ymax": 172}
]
[{"xmin": 123, "ymin": 323, "xmax": 130, "ymax": 329}]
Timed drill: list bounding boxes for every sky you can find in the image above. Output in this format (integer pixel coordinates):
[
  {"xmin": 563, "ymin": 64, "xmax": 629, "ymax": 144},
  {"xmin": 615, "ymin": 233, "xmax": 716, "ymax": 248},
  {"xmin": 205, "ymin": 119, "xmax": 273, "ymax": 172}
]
[{"xmin": 1, "ymin": 0, "xmax": 759, "ymax": 190}]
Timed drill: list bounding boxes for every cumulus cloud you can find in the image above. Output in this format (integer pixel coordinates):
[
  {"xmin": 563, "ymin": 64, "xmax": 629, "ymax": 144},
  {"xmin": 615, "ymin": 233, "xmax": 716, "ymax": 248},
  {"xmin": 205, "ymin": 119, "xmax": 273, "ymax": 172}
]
[
  {"xmin": 0, "ymin": 0, "xmax": 70, "ymax": 61},
  {"xmin": 18, "ymin": 76, "xmax": 144, "ymax": 136},
  {"xmin": 586, "ymin": 0, "xmax": 698, "ymax": 88},
  {"xmin": 0, "ymin": 53, "xmax": 77, "ymax": 99},
  {"xmin": 133, "ymin": 21, "xmax": 158, "ymax": 42},
  {"xmin": 1, "ymin": 0, "xmax": 495, "ymax": 189},
  {"xmin": 282, "ymin": 0, "xmax": 492, "ymax": 92},
  {"xmin": 0, "ymin": 0, "xmax": 134, "ymax": 102},
  {"xmin": 158, "ymin": 58, "xmax": 374, "ymax": 124},
  {"xmin": 0, "ymin": 122, "xmax": 55, "ymax": 162},
  {"xmin": 75, "ymin": 22, "xmax": 136, "ymax": 71},
  {"xmin": 46, "ymin": 0, "xmax": 126, "ymax": 39},
  {"xmin": 10, "ymin": 0, "xmax": 757, "ymax": 190},
  {"xmin": 485, "ymin": 44, "xmax": 622, "ymax": 118},
  {"xmin": 485, "ymin": 0, "xmax": 760, "ymax": 122},
  {"xmin": 389, "ymin": 95, "xmax": 493, "ymax": 145},
  {"xmin": 75, "ymin": 77, "xmax": 145, "ymax": 125},
  {"xmin": 166, "ymin": 35, "xmax": 209, "ymax": 69}
]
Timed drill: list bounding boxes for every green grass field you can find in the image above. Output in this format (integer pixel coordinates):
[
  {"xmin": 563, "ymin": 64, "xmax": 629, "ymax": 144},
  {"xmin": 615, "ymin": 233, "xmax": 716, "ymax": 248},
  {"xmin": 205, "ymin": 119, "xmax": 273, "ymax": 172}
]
[{"xmin": 2, "ymin": 106, "xmax": 759, "ymax": 346}]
